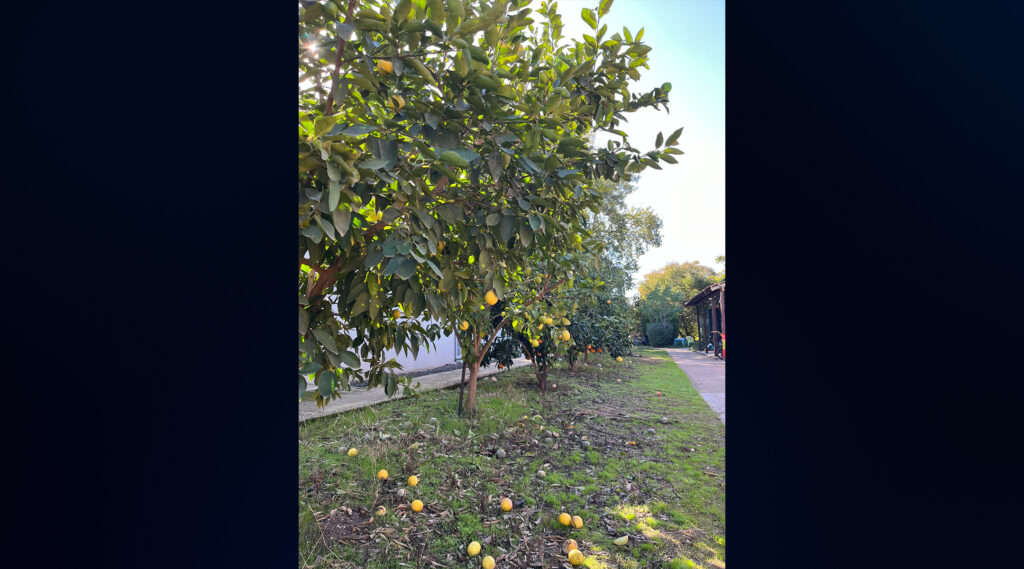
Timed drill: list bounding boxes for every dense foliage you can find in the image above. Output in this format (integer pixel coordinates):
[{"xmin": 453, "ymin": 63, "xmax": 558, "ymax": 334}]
[
  {"xmin": 636, "ymin": 261, "xmax": 718, "ymax": 344},
  {"xmin": 298, "ymin": 0, "xmax": 681, "ymax": 411}
]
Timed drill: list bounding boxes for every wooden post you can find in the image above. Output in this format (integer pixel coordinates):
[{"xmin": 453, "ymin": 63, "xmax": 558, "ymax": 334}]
[
  {"xmin": 719, "ymin": 285, "xmax": 725, "ymax": 358},
  {"xmin": 711, "ymin": 299, "xmax": 720, "ymax": 353}
]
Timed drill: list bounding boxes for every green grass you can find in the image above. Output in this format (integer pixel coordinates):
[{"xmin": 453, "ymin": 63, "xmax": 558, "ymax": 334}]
[{"xmin": 299, "ymin": 348, "xmax": 725, "ymax": 568}]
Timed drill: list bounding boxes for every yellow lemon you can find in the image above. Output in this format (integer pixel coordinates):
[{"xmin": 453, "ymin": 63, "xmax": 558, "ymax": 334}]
[
  {"xmin": 411, "ymin": 499, "xmax": 423, "ymax": 512},
  {"xmin": 377, "ymin": 469, "xmax": 389, "ymax": 480},
  {"xmin": 530, "ymin": 339, "xmax": 540, "ymax": 348},
  {"xmin": 562, "ymin": 539, "xmax": 578, "ymax": 554},
  {"xmin": 613, "ymin": 535, "xmax": 629, "ymax": 546},
  {"xmin": 460, "ymin": 320, "xmax": 470, "ymax": 331},
  {"xmin": 377, "ymin": 59, "xmax": 393, "ymax": 74},
  {"xmin": 392, "ymin": 309, "xmax": 401, "ymax": 319},
  {"xmin": 388, "ymin": 94, "xmax": 405, "ymax": 112},
  {"xmin": 616, "ymin": 356, "xmax": 623, "ymax": 362},
  {"xmin": 347, "ymin": 448, "xmax": 358, "ymax": 456},
  {"xmin": 484, "ymin": 290, "xmax": 498, "ymax": 305},
  {"xmin": 408, "ymin": 475, "xmax": 419, "ymax": 487},
  {"xmin": 568, "ymin": 549, "xmax": 584, "ymax": 565},
  {"xmin": 607, "ymin": 300, "xmax": 612, "ymax": 304},
  {"xmin": 500, "ymin": 498, "xmax": 512, "ymax": 511},
  {"xmin": 558, "ymin": 512, "xmax": 572, "ymax": 526},
  {"xmin": 571, "ymin": 515, "xmax": 583, "ymax": 529},
  {"xmin": 482, "ymin": 555, "xmax": 496, "ymax": 569},
  {"xmin": 561, "ymin": 330, "xmax": 571, "ymax": 342},
  {"xmin": 467, "ymin": 541, "xmax": 481, "ymax": 556},
  {"xmin": 375, "ymin": 505, "xmax": 386, "ymax": 516}
]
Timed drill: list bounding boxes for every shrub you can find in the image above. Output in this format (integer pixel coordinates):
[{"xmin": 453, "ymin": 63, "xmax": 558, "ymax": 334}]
[{"xmin": 646, "ymin": 322, "xmax": 676, "ymax": 347}]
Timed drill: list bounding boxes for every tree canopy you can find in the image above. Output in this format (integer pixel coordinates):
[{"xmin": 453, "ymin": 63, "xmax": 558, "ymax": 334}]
[
  {"xmin": 298, "ymin": 0, "xmax": 682, "ymax": 411},
  {"xmin": 637, "ymin": 261, "xmax": 718, "ymax": 342}
]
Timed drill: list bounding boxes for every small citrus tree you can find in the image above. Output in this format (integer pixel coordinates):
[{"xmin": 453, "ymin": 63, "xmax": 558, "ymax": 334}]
[{"xmin": 298, "ymin": 0, "xmax": 681, "ymax": 410}]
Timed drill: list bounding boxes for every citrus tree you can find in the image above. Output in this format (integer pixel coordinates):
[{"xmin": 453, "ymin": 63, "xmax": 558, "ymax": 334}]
[{"xmin": 298, "ymin": 0, "xmax": 681, "ymax": 410}]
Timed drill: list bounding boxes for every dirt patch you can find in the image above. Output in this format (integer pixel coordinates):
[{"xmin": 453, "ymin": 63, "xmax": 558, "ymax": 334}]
[{"xmin": 317, "ymin": 507, "xmax": 372, "ymax": 544}]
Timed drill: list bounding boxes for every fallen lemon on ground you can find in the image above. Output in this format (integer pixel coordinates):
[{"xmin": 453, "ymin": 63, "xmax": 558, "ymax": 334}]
[
  {"xmin": 568, "ymin": 549, "xmax": 584, "ymax": 565},
  {"xmin": 558, "ymin": 512, "xmax": 572, "ymax": 526},
  {"xmin": 482, "ymin": 555, "xmax": 495, "ymax": 569},
  {"xmin": 467, "ymin": 541, "xmax": 481, "ymax": 556},
  {"xmin": 571, "ymin": 515, "xmax": 583, "ymax": 529},
  {"xmin": 613, "ymin": 535, "xmax": 629, "ymax": 546},
  {"xmin": 411, "ymin": 499, "xmax": 423, "ymax": 512},
  {"xmin": 484, "ymin": 290, "xmax": 498, "ymax": 305},
  {"xmin": 408, "ymin": 475, "xmax": 418, "ymax": 487},
  {"xmin": 500, "ymin": 498, "xmax": 512, "ymax": 511},
  {"xmin": 377, "ymin": 59, "xmax": 393, "ymax": 74},
  {"xmin": 347, "ymin": 448, "xmax": 358, "ymax": 456},
  {"xmin": 377, "ymin": 469, "xmax": 389, "ymax": 480},
  {"xmin": 616, "ymin": 356, "xmax": 623, "ymax": 362},
  {"xmin": 375, "ymin": 505, "xmax": 386, "ymax": 516},
  {"xmin": 562, "ymin": 539, "xmax": 578, "ymax": 554}
]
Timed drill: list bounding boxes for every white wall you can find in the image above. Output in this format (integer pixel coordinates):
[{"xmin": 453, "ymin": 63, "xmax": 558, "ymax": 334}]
[{"xmin": 358, "ymin": 325, "xmax": 459, "ymax": 373}]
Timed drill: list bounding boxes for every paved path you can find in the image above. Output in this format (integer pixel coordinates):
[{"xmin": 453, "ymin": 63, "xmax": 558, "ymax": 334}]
[
  {"xmin": 663, "ymin": 348, "xmax": 725, "ymax": 423},
  {"xmin": 299, "ymin": 358, "xmax": 531, "ymax": 422}
]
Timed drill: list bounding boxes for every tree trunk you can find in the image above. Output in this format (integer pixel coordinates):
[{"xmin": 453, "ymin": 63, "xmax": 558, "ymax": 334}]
[
  {"xmin": 456, "ymin": 361, "xmax": 468, "ymax": 415},
  {"xmin": 465, "ymin": 360, "xmax": 480, "ymax": 414}
]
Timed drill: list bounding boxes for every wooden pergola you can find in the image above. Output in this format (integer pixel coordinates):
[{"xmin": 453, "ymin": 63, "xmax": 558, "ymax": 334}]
[{"xmin": 685, "ymin": 280, "xmax": 725, "ymax": 359}]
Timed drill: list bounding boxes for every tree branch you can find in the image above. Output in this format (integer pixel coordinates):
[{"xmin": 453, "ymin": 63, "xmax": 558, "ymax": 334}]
[{"xmin": 324, "ymin": 0, "xmax": 359, "ymax": 116}]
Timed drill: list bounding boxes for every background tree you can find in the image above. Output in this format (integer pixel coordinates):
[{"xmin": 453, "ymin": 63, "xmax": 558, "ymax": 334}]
[
  {"xmin": 636, "ymin": 261, "xmax": 718, "ymax": 344},
  {"xmin": 562, "ymin": 176, "xmax": 662, "ymax": 366},
  {"xmin": 298, "ymin": 0, "xmax": 682, "ymax": 411}
]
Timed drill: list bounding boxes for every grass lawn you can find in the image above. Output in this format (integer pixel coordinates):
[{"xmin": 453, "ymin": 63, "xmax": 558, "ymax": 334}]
[{"xmin": 299, "ymin": 347, "xmax": 725, "ymax": 569}]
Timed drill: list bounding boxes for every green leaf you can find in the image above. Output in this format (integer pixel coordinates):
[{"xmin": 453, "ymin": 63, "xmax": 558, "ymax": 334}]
[
  {"xmin": 519, "ymin": 223, "xmax": 533, "ymax": 247},
  {"xmin": 315, "ymin": 216, "xmax": 336, "ymax": 240},
  {"xmin": 438, "ymin": 204, "xmax": 461, "ymax": 224},
  {"xmin": 486, "ymin": 212, "xmax": 501, "ymax": 226},
  {"xmin": 298, "ymin": 361, "xmax": 321, "ymax": 375},
  {"xmin": 528, "ymin": 214, "xmax": 542, "ymax": 231},
  {"xmin": 333, "ymin": 208, "xmax": 352, "ymax": 237},
  {"xmin": 581, "ymin": 8, "xmax": 597, "ymax": 29},
  {"xmin": 312, "ymin": 329, "xmax": 338, "ymax": 354},
  {"xmin": 656, "ymin": 131, "xmax": 664, "ymax": 148},
  {"xmin": 517, "ymin": 197, "xmax": 531, "ymax": 210},
  {"xmin": 317, "ymin": 372, "xmax": 334, "ymax": 397},
  {"xmin": 450, "ymin": 147, "xmax": 481, "ymax": 163},
  {"xmin": 499, "ymin": 215, "xmax": 515, "ymax": 242},
  {"xmin": 299, "ymin": 375, "xmax": 307, "ymax": 400},
  {"xmin": 337, "ymin": 124, "xmax": 377, "ymax": 137},
  {"xmin": 338, "ymin": 351, "xmax": 361, "ymax": 368},
  {"xmin": 301, "ymin": 224, "xmax": 323, "ymax": 243},
  {"xmin": 598, "ymin": 0, "xmax": 614, "ymax": 18},
  {"xmin": 395, "ymin": 258, "xmax": 418, "ymax": 280},
  {"xmin": 359, "ymin": 158, "xmax": 390, "ymax": 170},
  {"xmin": 383, "ymin": 255, "xmax": 408, "ymax": 276},
  {"xmin": 299, "ymin": 306, "xmax": 310, "ymax": 335},
  {"xmin": 439, "ymin": 150, "xmax": 471, "ymax": 168},
  {"xmin": 665, "ymin": 127, "xmax": 684, "ymax": 147},
  {"xmin": 312, "ymin": 115, "xmax": 341, "ymax": 139},
  {"xmin": 328, "ymin": 181, "xmax": 340, "ymax": 211}
]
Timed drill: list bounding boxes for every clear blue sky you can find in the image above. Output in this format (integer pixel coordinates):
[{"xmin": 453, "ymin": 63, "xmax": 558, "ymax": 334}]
[{"xmin": 539, "ymin": 0, "xmax": 725, "ymax": 292}]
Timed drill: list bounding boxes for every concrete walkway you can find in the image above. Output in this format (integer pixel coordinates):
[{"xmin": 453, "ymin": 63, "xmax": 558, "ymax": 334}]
[
  {"xmin": 299, "ymin": 358, "xmax": 531, "ymax": 422},
  {"xmin": 663, "ymin": 348, "xmax": 725, "ymax": 423}
]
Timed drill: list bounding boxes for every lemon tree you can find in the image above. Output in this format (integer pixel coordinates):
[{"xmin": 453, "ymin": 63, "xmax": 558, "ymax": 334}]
[{"xmin": 298, "ymin": 0, "xmax": 681, "ymax": 408}]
